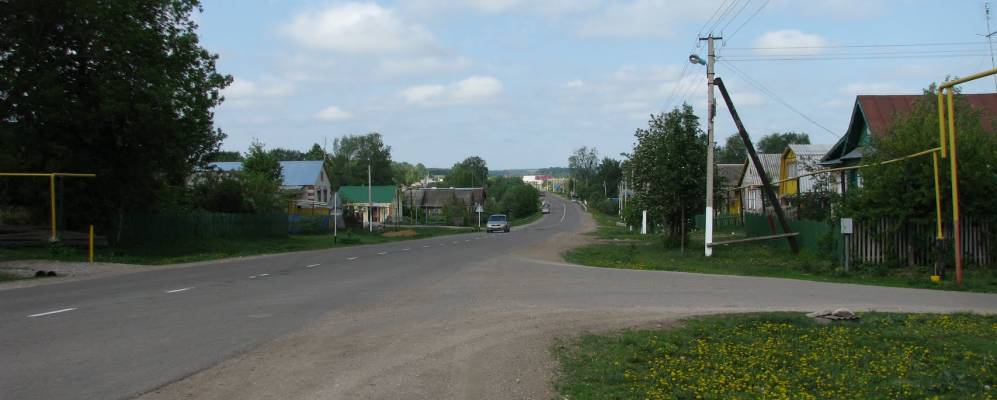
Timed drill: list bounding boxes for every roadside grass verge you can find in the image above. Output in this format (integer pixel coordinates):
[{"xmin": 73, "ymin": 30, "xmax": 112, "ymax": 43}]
[
  {"xmin": 565, "ymin": 210, "xmax": 997, "ymax": 293},
  {"xmin": 0, "ymin": 271, "xmax": 25, "ymax": 282},
  {"xmin": 554, "ymin": 312, "xmax": 997, "ymax": 400},
  {"xmin": 0, "ymin": 227, "xmax": 473, "ymax": 265},
  {"xmin": 511, "ymin": 211, "xmax": 543, "ymax": 227}
]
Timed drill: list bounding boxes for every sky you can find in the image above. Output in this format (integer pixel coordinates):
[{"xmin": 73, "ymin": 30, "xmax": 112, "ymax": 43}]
[{"xmin": 197, "ymin": 0, "xmax": 997, "ymax": 169}]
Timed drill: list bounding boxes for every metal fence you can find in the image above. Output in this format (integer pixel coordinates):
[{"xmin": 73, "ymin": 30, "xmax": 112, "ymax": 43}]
[{"xmin": 117, "ymin": 213, "xmax": 287, "ymax": 246}]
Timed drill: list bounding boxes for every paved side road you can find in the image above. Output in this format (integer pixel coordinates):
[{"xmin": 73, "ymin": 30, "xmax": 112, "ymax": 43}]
[{"xmin": 1, "ymin": 195, "xmax": 995, "ymax": 399}]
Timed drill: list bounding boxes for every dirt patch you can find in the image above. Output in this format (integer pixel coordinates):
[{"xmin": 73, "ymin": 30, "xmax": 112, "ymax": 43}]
[{"xmin": 382, "ymin": 229, "xmax": 418, "ymax": 238}]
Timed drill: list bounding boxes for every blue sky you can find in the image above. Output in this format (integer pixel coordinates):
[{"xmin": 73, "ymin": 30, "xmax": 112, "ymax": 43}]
[{"xmin": 198, "ymin": 0, "xmax": 997, "ymax": 169}]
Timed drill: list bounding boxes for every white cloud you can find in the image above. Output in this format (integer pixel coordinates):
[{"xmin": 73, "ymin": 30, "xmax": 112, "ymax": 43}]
[
  {"xmin": 839, "ymin": 82, "xmax": 903, "ymax": 95},
  {"xmin": 314, "ymin": 105, "xmax": 354, "ymax": 122},
  {"xmin": 403, "ymin": 0, "xmax": 600, "ymax": 15},
  {"xmin": 564, "ymin": 80, "xmax": 585, "ymax": 88},
  {"xmin": 222, "ymin": 77, "xmax": 294, "ymax": 108},
  {"xmin": 753, "ymin": 30, "xmax": 830, "ymax": 55},
  {"xmin": 377, "ymin": 56, "xmax": 472, "ymax": 76},
  {"xmin": 578, "ymin": 1, "xmax": 720, "ymax": 38},
  {"xmin": 777, "ymin": 0, "xmax": 886, "ymax": 19},
  {"xmin": 283, "ymin": 2, "xmax": 437, "ymax": 54},
  {"xmin": 401, "ymin": 76, "xmax": 503, "ymax": 107}
]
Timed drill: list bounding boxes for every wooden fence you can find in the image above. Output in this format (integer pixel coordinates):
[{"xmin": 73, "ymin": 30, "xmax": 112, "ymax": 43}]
[{"xmin": 843, "ymin": 217, "xmax": 992, "ymax": 266}]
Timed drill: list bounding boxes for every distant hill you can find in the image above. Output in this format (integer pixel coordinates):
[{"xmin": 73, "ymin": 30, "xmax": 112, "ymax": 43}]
[{"xmin": 489, "ymin": 167, "xmax": 569, "ymax": 178}]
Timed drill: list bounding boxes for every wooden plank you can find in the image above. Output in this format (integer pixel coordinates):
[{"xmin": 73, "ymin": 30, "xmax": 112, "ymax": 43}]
[{"xmin": 708, "ymin": 232, "xmax": 799, "ymax": 247}]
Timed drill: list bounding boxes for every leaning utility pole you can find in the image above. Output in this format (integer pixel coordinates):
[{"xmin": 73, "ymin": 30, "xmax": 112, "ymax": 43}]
[
  {"xmin": 700, "ymin": 34, "xmax": 720, "ymax": 257},
  {"xmin": 982, "ymin": 2, "xmax": 997, "ymax": 92}
]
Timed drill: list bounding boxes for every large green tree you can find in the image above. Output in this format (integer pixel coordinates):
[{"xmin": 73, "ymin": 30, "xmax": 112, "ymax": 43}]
[
  {"xmin": 445, "ymin": 156, "xmax": 488, "ymax": 187},
  {"xmin": 716, "ymin": 134, "xmax": 749, "ymax": 163},
  {"xmin": 629, "ymin": 105, "xmax": 709, "ymax": 247},
  {"xmin": 0, "ymin": 0, "xmax": 230, "ymax": 228},
  {"xmin": 568, "ymin": 146, "xmax": 599, "ymax": 197},
  {"xmin": 757, "ymin": 132, "xmax": 810, "ymax": 154},
  {"xmin": 327, "ymin": 133, "xmax": 393, "ymax": 189}
]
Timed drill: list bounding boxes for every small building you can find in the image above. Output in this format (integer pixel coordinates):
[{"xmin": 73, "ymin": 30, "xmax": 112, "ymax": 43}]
[
  {"xmin": 717, "ymin": 163, "xmax": 744, "ymax": 215},
  {"xmin": 778, "ymin": 144, "xmax": 835, "ymax": 198},
  {"xmin": 820, "ymin": 94, "xmax": 997, "ymax": 193},
  {"xmin": 735, "ymin": 154, "xmax": 782, "ymax": 215},
  {"xmin": 522, "ymin": 175, "xmax": 553, "ymax": 190},
  {"xmin": 208, "ymin": 160, "xmax": 333, "ymax": 207},
  {"xmin": 403, "ymin": 187, "xmax": 486, "ymax": 225},
  {"xmin": 337, "ymin": 186, "xmax": 399, "ymax": 228}
]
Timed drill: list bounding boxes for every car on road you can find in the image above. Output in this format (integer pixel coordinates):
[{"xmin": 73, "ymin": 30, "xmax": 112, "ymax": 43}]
[
  {"xmin": 485, "ymin": 214, "xmax": 510, "ymax": 233},
  {"xmin": 541, "ymin": 202, "xmax": 550, "ymax": 214}
]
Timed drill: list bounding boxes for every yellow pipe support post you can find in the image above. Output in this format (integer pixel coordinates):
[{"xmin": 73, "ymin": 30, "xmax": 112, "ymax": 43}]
[
  {"xmin": 49, "ymin": 174, "xmax": 57, "ymax": 241},
  {"xmin": 937, "ymin": 89, "xmax": 947, "ymax": 158},
  {"xmin": 932, "ymin": 151, "xmax": 944, "ymax": 240},
  {"xmin": 89, "ymin": 225, "xmax": 94, "ymax": 264},
  {"xmin": 945, "ymin": 88, "xmax": 963, "ymax": 285}
]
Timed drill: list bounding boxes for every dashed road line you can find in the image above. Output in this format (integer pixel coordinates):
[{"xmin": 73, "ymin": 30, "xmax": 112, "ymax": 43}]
[
  {"xmin": 249, "ymin": 275, "xmax": 257, "ymax": 279},
  {"xmin": 377, "ymin": 251, "xmax": 388, "ymax": 255},
  {"xmin": 165, "ymin": 287, "xmax": 194, "ymax": 294},
  {"xmin": 423, "ymin": 245, "xmax": 431, "ymax": 248},
  {"xmin": 28, "ymin": 308, "xmax": 77, "ymax": 318},
  {"xmin": 259, "ymin": 273, "xmax": 270, "ymax": 277},
  {"xmin": 305, "ymin": 263, "xmax": 320, "ymax": 268},
  {"xmin": 403, "ymin": 248, "xmax": 411, "ymax": 251},
  {"xmin": 347, "ymin": 257, "xmax": 359, "ymax": 261}
]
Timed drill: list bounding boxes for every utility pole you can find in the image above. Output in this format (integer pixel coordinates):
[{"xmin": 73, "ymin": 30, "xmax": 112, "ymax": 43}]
[
  {"xmin": 368, "ymin": 164, "xmax": 373, "ymax": 233},
  {"xmin": 700, "ymin": 34, "xmax": 720, "ymax": 256},
  {"xmin": 983, "ymin": 2, "xmax": 997, "ymax": 92}
]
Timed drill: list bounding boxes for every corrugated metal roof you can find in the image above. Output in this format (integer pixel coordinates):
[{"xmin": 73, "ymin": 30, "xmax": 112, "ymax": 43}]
[
  {"xmin": 717, "ymin": 164, "xmax": 742, "ymax": 188},
  {"xmin": 208, "ymin": 161, "xmax": 324, "ymax": 187},
  {"xmin": 738, "ymin": 154, "xmax": 782, "ymax": 186},
  {"xmin": 858, "ymin": 93, "xmax": 997, "ymax": 137},
  {"xmin": 338, "ymin": 186, "xmax": 397, "ymax": 204},
  {"xmin": 404, "ymin": 188, "xmax": 486, "ymax": 207},
  {"xmin": 787, "ymin": 144, "xmax": 833, "ymax": 158}
]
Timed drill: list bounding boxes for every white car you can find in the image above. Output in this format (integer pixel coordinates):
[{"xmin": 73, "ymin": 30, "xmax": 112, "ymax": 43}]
[{"xmin": 541, "ymin": 203, "xmax": 550, "ymax": 214}]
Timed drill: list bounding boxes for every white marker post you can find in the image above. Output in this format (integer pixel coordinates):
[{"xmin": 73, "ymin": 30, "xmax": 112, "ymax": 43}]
[
  {"xmin": 641, "ymin": 210, "xmax": 648, "ymax": 235},
  {"xmin": 475, "ymin": 203, "xmax": 484, "ymax": 231}
]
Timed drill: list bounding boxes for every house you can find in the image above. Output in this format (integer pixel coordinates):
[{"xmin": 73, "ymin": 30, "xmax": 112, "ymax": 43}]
[
  {"xmin": 337, "ymin": 186, "xmax": 399, "ymax": 228},
  {"xmin": 208, "ymin": 160, "xmax": 332, "ymax": 207},
  {"xmin": 403, "ymin": 187, "xmax": 486, "ymax": 225},
  {"xmin": 735, "ymin": 154, "xmax": 782, "ymax": 215},
  {"xmin": 778, "ymin": 144, "xmax": 835, "ymax": 198},
  {"xmin": 820, "ymin": 94, "xmax": 997, "ymax": 192},
  {"xmin": 522, "ymin": 175, "xmax": 553, "ymax": 189},
  {"xmin": 716, "ymin": 164, "xmax": 744, "ymax": 214}
]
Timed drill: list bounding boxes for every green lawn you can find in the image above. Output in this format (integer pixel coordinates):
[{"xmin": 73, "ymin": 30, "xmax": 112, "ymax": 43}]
[
  {"xmin": 0, "ymin": 227, "xmax": 473, "ymax": 265},
  {"xmin": 555, "ymin": 312, "xmax": 997, "ymax": 400},
  {"xmin": 510, "ymin": 211, "xmax": 543, "ymax": 227},
  {"xmin": 565, "ymin": 210, "xmax": 997, "ymax": 293}
]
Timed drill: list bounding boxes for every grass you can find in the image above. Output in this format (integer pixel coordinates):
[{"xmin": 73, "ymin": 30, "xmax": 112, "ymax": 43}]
[
  {"xmin": 554, "ymin": 312, "xmax": 997, "ymax": 400},
  {"xmin": 565, "ymin": 210, "xmax": 997, "ymax": 293},
  {"xmin": 510, "ymin": 211, "xmax": 543, "ymax": 227},
  {"xmin": 0, "ymin": 226, "xmax": 473, "ymax": 266},
  {"xmin": 0, "ymin": 271, "xmax": 25, "ymax": 282}
]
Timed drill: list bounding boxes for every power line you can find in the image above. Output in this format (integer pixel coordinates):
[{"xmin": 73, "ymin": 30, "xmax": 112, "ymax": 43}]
[
  {"xmin": 719, "ymin": 0, "xmax": 755, "ymax": 34},
  {"xmin": 722, "ymin": 52, "xmax": 992, "ymax": 62},
  {"xmin": 720, "ymin": 60, "xmax": 840, "ymax": 137},
  {"xmin": 722, "ymin": 48, "xmax": 989, "ymax": 57},
  {"xmin": 662, "ymin": 61, "xmax": 693, "ymax": 108},
  {"xmin": 697, "ymin": 0, "xmax": 733, "ymax": 37},
  {"xmin": 726, "ymin": 0, "xmax": 770, "ymax": 40},
  {"xmin": 707, "ymin": 0, "xmax": 742, "ymax": 34},
  {"xmin": 724, "ymin": 41, "xmax": 983, "ymax": 50}
]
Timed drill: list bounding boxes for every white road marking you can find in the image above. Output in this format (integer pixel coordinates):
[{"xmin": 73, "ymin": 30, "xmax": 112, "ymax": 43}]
[
  {"xmin": 464, "ymin": 239, "xmax": 470, "ymax": 242},
  {"xmin": 28, "ymin": 308, "xmax": 77, "ymax": 318},
  {"xmin": 452, "ymin": 241, "xmax": 460, "ymax": 244},
  {"xmin": 305, "ymin": 263, "xmax": 320, "ymax": 268},
  {"xmin": 423, "ymin": 245, "xmax": 431, "ymax": 248},
  {"xmin": 249, "ymin": 275, "xmax": 257, "ymax": 279},
  {"xmin": 560, "ymin": 204, "xmax": 567, "ymax": 223},
  {"xmin": 403, "ymin": 248, "xmax": 411, "ymax": 251},
  {"xmin": 165, "ymin": 287, "xmax": 194, "ymax": 294},
  {"xmin": 347, "ymin": 257, "xmax": 359, "ymax": 261},
  {"xmin": 259, "ymin": 273, "xmax": 270, "ymax": 277},
  {"xmin": 377, "ymin": 251, "xmax": 388, "ymax": 255}
]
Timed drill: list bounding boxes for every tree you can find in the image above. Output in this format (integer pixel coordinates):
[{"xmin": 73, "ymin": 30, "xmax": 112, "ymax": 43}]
[
  {"xmin": 304, "ymin": 143, "xmax": 326, "ymax": 161},
  {"xmin": 392, "ymin": 161, "xmax": 427, "ymax": 186},
  {"xmin": 240, "ymin": 140, "xmax": 283, "ymax": 213},
  {"xmin": 327, "ymin": 133, "xmax": 393, "ymax": 189},
  {"xmin": 209, "ymin": 151, "xmax": 243, "ymax": 162},
  {"xmin": 243, "ymin": 140, "xmax": 283, "ymax": 182},
  {"xmin": 757, "ymin": 132, "xmax": 810, "ymax": 154},
  {"xmin": 629, "ymin": 105, "xmax": 708, "ymax": 247},
  {"xmin": 716, "ymin": 134, "xmax": 748, "ymax": 163},
  {"xmin": 268, "ymin": 148, "xmax": 305, "ymax": 161},
  {"xmin": 0, "ymin": 0, "xmax": 231, "ymax": 229},
  {"xmin": 445, "ymin": 156, "xmax": 488, "ymax": 187},
  {"xmin": 568, "ymin": 147, "xmax": 599, "ymax": 196},
  {"xmin": 595, "ymin": 157, "xmax": 623, "ymax": 198}
]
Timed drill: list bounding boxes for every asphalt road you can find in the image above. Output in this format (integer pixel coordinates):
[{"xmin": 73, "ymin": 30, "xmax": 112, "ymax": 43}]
[{"xmin": 1, "ymin": 195, "xmax": 995, "ymax": 400}]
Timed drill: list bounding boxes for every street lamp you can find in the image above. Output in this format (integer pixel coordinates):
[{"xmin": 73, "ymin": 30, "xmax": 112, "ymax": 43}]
[{"xmin": 689, "ymin": 54, "xmax": 706, "ymax": 66}]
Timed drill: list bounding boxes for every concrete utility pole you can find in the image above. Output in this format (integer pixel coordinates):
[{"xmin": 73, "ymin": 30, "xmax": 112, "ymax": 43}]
[
  {"xmin": 368, "ymin": 164, "xmax": 373, "ymax": 233},
  {"xmin": 700, "ymin": 34, "xmax": 720, "ymax": 257},
  {"xmin": 983, "ymin": 2, "xmax": 997, "ymax": 92}
]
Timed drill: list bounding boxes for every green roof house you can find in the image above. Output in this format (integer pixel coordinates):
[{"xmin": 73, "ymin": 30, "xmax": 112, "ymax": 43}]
[{"xmin": 336, "ymin": 186, "xmax": 399, "ymax": 227}]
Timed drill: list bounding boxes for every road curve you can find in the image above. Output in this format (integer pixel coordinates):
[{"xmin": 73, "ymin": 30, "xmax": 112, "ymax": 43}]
[{"xmin": 1, "ymin": 195, "xmax": 994, "ymax": 400}]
